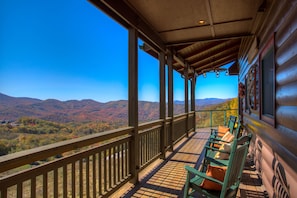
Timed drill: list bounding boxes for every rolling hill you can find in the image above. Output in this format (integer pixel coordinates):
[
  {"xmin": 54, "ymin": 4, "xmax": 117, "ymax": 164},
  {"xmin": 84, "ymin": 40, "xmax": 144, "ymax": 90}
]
[{"xmin": 0, "ymin": 93, "xmax": 233, "ymax": 123}]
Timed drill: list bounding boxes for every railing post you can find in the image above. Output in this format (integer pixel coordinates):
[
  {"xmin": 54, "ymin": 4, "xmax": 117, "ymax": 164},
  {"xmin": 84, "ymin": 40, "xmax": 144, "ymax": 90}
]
[
  {"xmin": 191, "ymin": 76, "xmax": 196, "ymax": 131},
  {"xmin": 128, "ymin": 27, "xmax": 139, "ymax": 183},
  {"xmin": 224, "ymin": 110, "xmax": 227, "ymax": 125},
  {"xmin": 184, "ymin": 63, "xmax": 189, "ymax": 137},
  {"xmin": 167, "ymin": 50, "xmax": 174, "ymax": 151},
  {"xmin": 159, "ymin": 51, "xmax": 166, "ymax": 159},
  {"xmin": 210, "ymin": 110, "xmax": 213, "ymax": 128}
]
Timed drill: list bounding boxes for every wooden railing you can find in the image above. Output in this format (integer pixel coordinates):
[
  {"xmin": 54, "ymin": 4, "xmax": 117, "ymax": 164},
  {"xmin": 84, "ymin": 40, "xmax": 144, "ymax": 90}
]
[
  {"xmin": 0, "ymin": 112, "xmax": 195, "ymax": 198},
  {"xmin": 195, "ymin": 109, "xmax": 238, "ymax": 128}
]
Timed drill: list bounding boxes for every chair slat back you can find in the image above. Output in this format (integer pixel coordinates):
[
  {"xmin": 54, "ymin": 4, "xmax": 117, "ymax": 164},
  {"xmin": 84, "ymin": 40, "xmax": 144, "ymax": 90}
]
[
  {"xmin": 220, "ymin": 140, "xmax": 250, "ymax": 197},
  {"xmin": 227, "ymin": 116, "xmax": 237, "ymax": 134}
]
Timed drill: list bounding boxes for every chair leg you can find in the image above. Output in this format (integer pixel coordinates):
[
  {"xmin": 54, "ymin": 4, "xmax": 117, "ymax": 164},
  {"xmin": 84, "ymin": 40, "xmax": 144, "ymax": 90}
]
[{"xmin": 183, "ymin": 173, "xmax": 191, "ymax": 198}]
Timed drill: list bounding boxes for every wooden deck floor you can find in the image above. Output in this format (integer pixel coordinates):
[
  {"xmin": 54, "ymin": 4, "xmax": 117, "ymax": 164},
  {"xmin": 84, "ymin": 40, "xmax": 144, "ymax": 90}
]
[{"xmin": 112, "ymin": 129, "xmax": 268, "ymax": 198}]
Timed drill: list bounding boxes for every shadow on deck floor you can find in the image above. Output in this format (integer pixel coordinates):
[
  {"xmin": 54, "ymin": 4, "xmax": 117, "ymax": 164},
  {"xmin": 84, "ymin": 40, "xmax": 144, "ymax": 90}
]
[{"xmin": 112, "ymin": 129, "xmax": 267, "ymax": 198}]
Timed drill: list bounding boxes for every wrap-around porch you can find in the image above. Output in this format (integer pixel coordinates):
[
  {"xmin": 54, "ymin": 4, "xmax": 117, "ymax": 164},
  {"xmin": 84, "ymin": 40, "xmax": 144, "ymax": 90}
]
[{"xmin": 113, "ymin": 128, "xmax": 267, "ymax": 198}]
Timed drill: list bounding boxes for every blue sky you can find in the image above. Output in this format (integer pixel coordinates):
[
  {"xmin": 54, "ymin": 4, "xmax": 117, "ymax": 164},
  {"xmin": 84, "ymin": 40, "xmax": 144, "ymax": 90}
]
[{"xmin": 0, "ymin": 0, "xmax": 238, "ymax": 103}]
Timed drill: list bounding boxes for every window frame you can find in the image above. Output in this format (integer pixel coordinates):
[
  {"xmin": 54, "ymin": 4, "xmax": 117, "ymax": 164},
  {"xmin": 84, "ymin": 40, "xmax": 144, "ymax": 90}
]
[{"xmin": 259, "ymin": 35, "xmax": 275, "ymax": 126}]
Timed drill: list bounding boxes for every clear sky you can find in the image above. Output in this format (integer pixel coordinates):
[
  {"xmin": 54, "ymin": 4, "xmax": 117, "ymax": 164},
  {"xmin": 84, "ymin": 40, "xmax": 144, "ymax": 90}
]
[{"xmin": 0, "ymin": 0, "xmax": 238, "ymax": 103}]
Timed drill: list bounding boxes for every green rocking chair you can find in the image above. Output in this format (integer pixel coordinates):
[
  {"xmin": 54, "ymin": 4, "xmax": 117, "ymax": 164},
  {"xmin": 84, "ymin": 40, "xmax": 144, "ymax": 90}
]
[
  {"xmin": 210, "ymin": 115, "xmax": 237, "ymax": 138},
  {"xmin": 183, "ymin": 139, "xmax": 250, "ymax": 198}
]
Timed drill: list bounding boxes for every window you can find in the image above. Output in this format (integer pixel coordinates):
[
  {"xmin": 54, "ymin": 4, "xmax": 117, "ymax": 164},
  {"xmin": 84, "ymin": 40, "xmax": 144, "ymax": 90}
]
[{"xmin": 260, "ymin": 37, "xmax": 275, "ymax": 125}]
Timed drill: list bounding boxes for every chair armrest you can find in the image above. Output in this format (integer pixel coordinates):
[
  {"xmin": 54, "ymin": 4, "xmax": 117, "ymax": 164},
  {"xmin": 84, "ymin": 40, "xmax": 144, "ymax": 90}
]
[
  {"xmin": 185, "ymin": 166, "xmax": 224, "ymax": 185},
  {"xmin": 205, "ymin": 145, "xmax": 230, "ymax": 154},
  {"xmin": 204, "ymin": 156, "xmax": 228, "ymax": 166},
  {"xmin": 208, "ymin": 137, "xmax": 230, "ymax": 143}
]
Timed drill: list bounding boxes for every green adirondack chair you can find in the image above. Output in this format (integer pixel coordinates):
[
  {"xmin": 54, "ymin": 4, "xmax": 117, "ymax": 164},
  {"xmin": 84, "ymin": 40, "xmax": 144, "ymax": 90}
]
[
  {"xmin": 210, "ymin": 115, "xmax": 237, "ymax": 138},
  {"xmin": 208, "ymin": 120, "xmax": 242, "ymax": 147},
  {"xmin": 183, "ymin": 138, "xmax": 250, "ymax": 198},
  {"xmin": 200, "ymin": 122, "xmax": 245, "ymax": 172},
  {"xmin": 203, "ymin": 132, "xmax": 252, "ymax": 169}
]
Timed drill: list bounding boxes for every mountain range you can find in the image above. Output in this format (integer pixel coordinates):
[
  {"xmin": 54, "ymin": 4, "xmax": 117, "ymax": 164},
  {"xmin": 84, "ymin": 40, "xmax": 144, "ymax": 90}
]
[{"xmin": 0, "ymin": 93, "xmax": 230, "ymax": 123}]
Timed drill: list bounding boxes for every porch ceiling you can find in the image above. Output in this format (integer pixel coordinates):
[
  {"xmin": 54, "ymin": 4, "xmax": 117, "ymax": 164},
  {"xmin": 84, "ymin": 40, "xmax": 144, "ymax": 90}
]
[{"xmin": 90, "ymin": 0, "xmax": 267, "ymax": 76}]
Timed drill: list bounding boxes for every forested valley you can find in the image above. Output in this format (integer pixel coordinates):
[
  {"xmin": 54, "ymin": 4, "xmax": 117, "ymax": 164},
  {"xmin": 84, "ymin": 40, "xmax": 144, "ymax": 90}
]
[{"xmin": 0, "ymin": 95, "xmax": 237, "ymax": 156}]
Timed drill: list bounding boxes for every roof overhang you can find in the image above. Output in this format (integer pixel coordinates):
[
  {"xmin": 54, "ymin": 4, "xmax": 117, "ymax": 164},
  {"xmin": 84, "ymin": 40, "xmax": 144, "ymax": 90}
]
[{"xmin": 89, "ymin": 0, "xmax": 269, "ymax": 77}]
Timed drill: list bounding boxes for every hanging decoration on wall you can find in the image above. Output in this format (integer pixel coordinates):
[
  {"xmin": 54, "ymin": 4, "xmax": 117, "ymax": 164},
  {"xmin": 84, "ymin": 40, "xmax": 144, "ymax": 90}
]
[
  {"xmin": 246, "ymin": 64, "xmax": 259, "ymax": 114},
  {"xmin": 239, "ymin": 82, "xmax": 245, "ymax": 98}
]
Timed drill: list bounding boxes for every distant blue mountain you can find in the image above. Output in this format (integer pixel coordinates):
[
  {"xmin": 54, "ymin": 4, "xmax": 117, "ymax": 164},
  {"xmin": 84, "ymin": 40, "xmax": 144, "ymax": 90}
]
[
  {"xmin": 0, "ymin": 93, "xmax": 233, "ymax": 123},
  {"xmin": 174, "ymin": 98, "xmax": 231, "ymax": 106}
]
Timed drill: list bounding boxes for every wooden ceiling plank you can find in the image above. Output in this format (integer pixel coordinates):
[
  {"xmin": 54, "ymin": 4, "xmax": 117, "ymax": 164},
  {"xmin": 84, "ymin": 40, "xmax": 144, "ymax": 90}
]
[
  {"xmin": 195, "ymin": 54, "xmax": 238, "ymax": 74},
  {"xmin": 186, "ymin": 39, "xmax": 241, "ymax": 63},
  {"xmin": 192, "ymin": 47, "xmax": 239, "ymax": 68}
]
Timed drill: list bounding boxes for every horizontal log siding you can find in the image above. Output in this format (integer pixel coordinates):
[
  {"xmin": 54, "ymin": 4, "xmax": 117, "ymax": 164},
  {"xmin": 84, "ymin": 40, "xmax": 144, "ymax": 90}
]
[
  {"xmin": 275, "ymin": 0, "xmax": 297, "ymax": 147},
  {"xmin": 240, "ymin": 1, "xmax": 297, "ymax": 197}
]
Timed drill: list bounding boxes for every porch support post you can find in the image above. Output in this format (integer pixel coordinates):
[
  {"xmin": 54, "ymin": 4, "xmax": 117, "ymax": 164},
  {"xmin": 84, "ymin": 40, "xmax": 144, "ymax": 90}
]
[
  {"xmin": 167, "ymin": 50, "xmax": 174, "ymax": 151},
  {"xmin": 128, "ymin": 27, "xmax": 139, "ymax": 183},
  {"xmin": 159, "ymin": 51, "xmax": 166, "ymax": 159},
  {"xmin": 185, "ymin": 64, "xmax": 189, "ymax": 137},
  {"xmin": 191, "ymin": 76, "xmax": 196, "ymax": 131}
]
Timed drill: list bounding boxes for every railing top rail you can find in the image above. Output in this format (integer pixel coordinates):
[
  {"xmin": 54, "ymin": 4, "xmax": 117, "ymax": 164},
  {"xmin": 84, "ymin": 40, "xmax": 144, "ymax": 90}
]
[
  {"xmin": 138, "ymin": 119, "xmax": 163, "ymax": 130},
  {"xmin": 173, "ymin": 113, "xmax": 188, "ymax": 119},
  {"xmin": 0, "ymin": 126, "xmax": 133, "ymax": 173},
  {"xmin": 196, "ymin": 109, "xmax": 238, "ymax": 112}
]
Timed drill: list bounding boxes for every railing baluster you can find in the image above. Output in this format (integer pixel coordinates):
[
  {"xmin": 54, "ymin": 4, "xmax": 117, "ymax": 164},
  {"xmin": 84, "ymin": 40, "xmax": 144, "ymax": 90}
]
[
  {"xmin": 86, "ymin": 156, "xmax": 90, "ymax": 198},
  {"xmin": 79, "ymin": 159, "xmax": 83, "ymax": 197},
  {"xmin": 104, "ymin": 150, "xmax": 107, "ymax": 192},
  {"xmin": 63, "ymin": 165, "xmax": 67, "ymax": 198},
  {"xmin": 109, "ymin": 147, "xmax": 112, "ymax": 189},
  {"xmin": 31, "ymin": 177, "xmax": 36, "ymax": 198},
  {"xmin": 43, "ymin": 172, "xmax": 48, "ymax": 198},
  {"xmin": 72, "ymin": 162, "xmax": 75, "ymax": 198},
  {"xmin": 98, "ymin": 152, "xmax": 102, "ymax": 196},
  {"xmin": 92, "ymin": 154, "xmax": 96, "ymax": 198},
  {"xmin": 113, "ymin": 146, "xmax": 116, "ymax": 187},
  {"xmin": 125, "ymin": 142, "xmax": 128, "ymax": 177},
  {"xmin": 54, "ymin": 168, "xmax": 58, "ymax": 198},
  {"xmin": 121, "ymin": 143, "xmax": 125, "ymax": 179},
  {"xmin": 17, "ymin": 182, "xmax": 22, "ymax": 198},
  {"xmin": 117, "ymin": 145, "xmax": 120, "ymax": 183}
]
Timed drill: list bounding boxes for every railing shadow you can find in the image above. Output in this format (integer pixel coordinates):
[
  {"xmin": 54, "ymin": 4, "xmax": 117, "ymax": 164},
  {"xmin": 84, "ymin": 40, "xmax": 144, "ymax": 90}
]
[
  {"xmin": 121, "ymin": 131, "xmax": 207, "ymax": 197},
  {"xmin": 239, "ymin": 189, "xmax": 269, "ymax": 198}
]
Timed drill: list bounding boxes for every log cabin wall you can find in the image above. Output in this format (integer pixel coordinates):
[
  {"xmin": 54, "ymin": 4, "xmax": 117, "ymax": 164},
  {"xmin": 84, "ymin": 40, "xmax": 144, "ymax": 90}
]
[{"xmin": 238, "ymin": 0, "xmax": 297, "ymax": 197}]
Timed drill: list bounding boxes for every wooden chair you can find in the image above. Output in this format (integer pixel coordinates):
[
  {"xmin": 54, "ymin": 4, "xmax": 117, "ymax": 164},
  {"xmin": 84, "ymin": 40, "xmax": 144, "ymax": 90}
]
[
  {"xmin": 210, "ymin": 115, "xmax": 237, "ymax": 138},
  {"xmin": 183, "ymin": 138, "xmax": 250, "ymax": 198},
  {"xmin": 201, "ymin": 122, "xmax": 244, "ymax": 172},
  {"xmin": 203, "ymin": 132, "xmax": 252, "ymax": 169}
]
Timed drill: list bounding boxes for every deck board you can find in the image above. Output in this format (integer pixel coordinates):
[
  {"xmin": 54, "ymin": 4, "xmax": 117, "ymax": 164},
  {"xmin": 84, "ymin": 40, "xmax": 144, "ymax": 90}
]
[{"xmin": 112, "ymin": 128, "xmax": 267, "ymax": 198}]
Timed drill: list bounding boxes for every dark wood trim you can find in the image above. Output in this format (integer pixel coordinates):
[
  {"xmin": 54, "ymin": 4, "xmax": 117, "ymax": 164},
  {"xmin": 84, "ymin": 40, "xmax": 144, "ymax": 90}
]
[
  {"xmin": 128, "ymin": 28, "xmax": 139, "ymax": 182},
  {"xmin": 184, "ymin": 63, "xmax": 189, "ymax": 137},
  {"xmin": 259, "ymin": 34, "xmax": 276, "ymax": 127},
  {"xmin": 159, "ymin": 51, "xmax": 166, "ymax": 159},
  {"xmin": 167, "ymin": 51, "xmax": 174, "ymax": 151}
]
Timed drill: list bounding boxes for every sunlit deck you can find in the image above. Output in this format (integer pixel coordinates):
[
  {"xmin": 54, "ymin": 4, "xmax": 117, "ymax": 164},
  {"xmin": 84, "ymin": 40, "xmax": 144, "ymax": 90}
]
[{"xmin": 113, "ymin": 128, "xmax": 267, "ymax": 198}]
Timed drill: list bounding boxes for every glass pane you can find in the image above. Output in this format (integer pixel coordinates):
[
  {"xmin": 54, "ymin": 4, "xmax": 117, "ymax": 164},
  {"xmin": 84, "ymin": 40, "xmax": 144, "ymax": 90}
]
[{"xmin": 262, "ymin": 48, "xmax": 274, "ymax": 117}]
